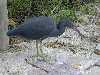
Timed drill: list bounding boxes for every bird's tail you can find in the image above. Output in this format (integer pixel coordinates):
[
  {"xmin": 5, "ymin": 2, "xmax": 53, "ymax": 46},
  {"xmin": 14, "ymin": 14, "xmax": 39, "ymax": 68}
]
[{"xmin": 7, "ymin": 29, "xmax": 18, "ymax": 36}]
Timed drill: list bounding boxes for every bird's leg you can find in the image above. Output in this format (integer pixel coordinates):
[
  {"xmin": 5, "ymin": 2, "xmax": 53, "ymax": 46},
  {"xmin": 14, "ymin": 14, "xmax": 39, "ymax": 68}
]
[
  {"xmin": 36, "ymin": 40, "xmax": 44, "ymax": 57},
  {"xmin": 36, "ymin": 40, "xmax": 39, "ymax": 57},
  {"xmin": 26, "ymin": 40, "xmax": 40, "ymax": 63},
  {"xmin": 38, "ymin": 39, "xmax": 50, "ymax": 62},
  {"xmin": 32, "ymin": 40, "xmax": 50, "ymax": 62},
  {"xmin": 39, "ymin": 39, "xmax": 43, "ymax": 54}
]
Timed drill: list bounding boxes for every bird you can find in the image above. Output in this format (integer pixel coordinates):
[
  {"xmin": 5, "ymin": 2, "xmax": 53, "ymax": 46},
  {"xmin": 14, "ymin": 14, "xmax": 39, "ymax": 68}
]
[{"xmin": 7, "ymin": 16, "xmax": 82, "ymax": 58}]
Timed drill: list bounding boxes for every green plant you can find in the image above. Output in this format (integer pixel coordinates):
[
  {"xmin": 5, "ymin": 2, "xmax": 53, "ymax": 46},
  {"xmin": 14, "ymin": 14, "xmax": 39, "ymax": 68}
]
[{"xmin": 8, "ymin": 0, "xmax": 99, "ymax": 23}]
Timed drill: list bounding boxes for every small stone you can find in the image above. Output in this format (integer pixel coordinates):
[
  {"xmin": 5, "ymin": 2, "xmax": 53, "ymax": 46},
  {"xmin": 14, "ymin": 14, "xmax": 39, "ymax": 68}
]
[
  {"xmin": 95, "ymin": 36, "xmax": 100, "ymax": 43},
  {"xmin": 71, "ymin": 64, "xmax": 81, "ymax": 69},
  {"xmin": 94, "ymin": 50, "xmax": 100, "ymax": 55}
]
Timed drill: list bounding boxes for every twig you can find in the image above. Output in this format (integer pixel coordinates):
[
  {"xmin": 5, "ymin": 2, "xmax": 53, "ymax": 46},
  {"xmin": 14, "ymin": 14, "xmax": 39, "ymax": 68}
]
[{"xmin": 25, "ymin": 58, "xmax": 49, "ymax": 73}]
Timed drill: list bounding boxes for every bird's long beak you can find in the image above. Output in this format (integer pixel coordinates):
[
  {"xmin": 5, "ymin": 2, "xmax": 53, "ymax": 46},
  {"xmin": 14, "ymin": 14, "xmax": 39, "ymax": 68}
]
[{"xmin": 72, "ymin": 27, "xmax": 81, "ymax": 34}]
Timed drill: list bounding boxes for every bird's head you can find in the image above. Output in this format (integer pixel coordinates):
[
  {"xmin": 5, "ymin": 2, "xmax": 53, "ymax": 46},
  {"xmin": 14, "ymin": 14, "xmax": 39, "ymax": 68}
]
[
  {"xmin": 56, "ymin": 18, "xmax": 76, "ymax": 36},
  {"xmin": 57, "ymin": 19, "xmax": 74, "ymax": 29},
  {"xmin": 57, "ymin": 18, "xmax": 83, "ymax": 38}
]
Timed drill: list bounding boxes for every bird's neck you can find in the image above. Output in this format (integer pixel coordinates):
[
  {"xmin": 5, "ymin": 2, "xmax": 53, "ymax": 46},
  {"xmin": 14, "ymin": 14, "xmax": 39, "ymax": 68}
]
[{"xmin": 57, "ymin": 25, "xmax": 66, "ymax": 36}]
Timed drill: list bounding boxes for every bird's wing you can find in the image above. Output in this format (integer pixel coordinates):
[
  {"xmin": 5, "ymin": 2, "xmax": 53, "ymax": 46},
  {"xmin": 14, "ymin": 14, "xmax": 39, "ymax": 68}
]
[
  {"xmin": 16, "ymin": 16, "xmax": 56, "ymax": 39},
  {"xmin": 30, "ymin": 16, "xmax": 56, "ymax": 35}
]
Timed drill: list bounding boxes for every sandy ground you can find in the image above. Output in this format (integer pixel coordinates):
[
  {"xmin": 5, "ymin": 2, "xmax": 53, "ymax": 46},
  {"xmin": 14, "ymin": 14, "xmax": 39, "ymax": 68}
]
[
  {"xmin": 0, "ymin": 5, "xmax": 100, "ymax": 75},
  {"xmin": 0, "ymin": 20, "xmax": 100, "ymax": 75}
]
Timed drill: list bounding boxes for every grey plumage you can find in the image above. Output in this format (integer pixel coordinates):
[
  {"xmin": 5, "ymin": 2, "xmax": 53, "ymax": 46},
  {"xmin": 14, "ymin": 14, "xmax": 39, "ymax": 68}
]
[{"xmin": 7, "ymin": 16, "xmax": 82, "ymax": 58}]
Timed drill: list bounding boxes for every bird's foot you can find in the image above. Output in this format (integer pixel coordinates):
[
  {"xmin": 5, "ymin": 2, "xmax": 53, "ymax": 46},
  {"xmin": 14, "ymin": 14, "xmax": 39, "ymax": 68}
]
[
  {"xmin": 38, "ymin": 53, "xmax": 50, "ymax": 62},
  {"xmin": 32, "ymin": 53, "xmax": 50, "ymax": 63}
]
